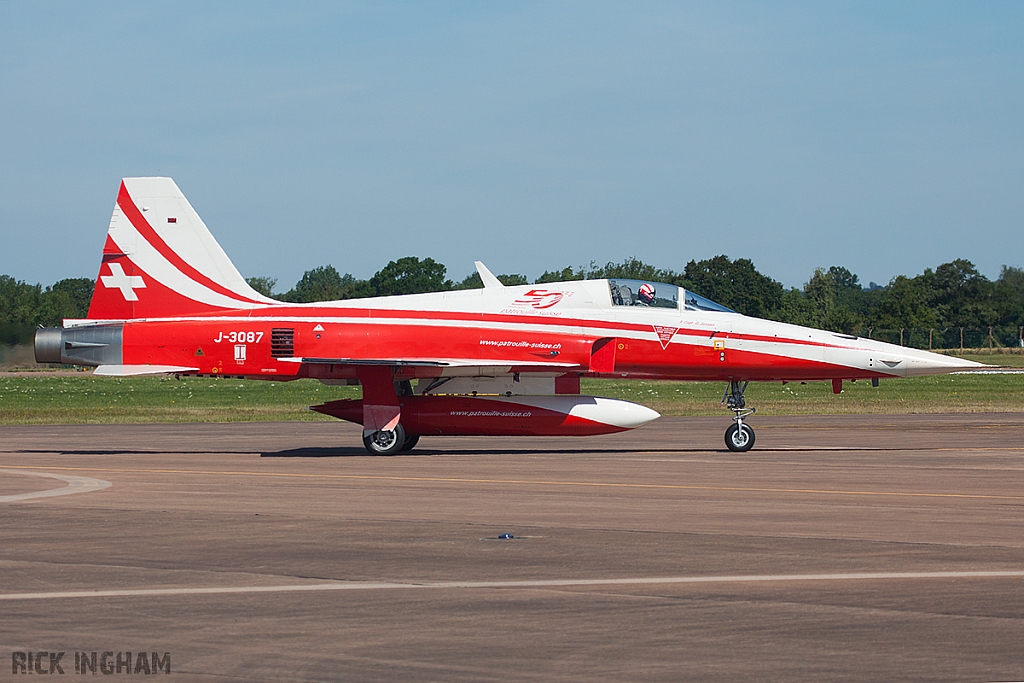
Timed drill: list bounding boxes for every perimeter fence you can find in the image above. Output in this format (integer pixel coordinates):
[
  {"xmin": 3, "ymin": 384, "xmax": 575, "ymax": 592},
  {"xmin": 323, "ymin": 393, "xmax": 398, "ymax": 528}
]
[{"xmin": 863, "ymin": 326, "xmax": 1024, "ymax": 351}]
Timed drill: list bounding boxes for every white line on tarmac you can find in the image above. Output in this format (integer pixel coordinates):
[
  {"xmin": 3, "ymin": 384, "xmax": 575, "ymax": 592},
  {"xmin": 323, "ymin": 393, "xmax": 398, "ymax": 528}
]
[
  {"xmin": 2, "ymin": 570, "xmax": 1022, "ymax": 601},
  {"xmin": 0, "ymin": 469, "xmax": 112, "ymax": 503}
]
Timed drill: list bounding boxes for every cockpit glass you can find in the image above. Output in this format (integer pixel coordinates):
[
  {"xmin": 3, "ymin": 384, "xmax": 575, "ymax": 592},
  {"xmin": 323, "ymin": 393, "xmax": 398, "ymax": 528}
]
[
  {"xmin": 683, "ymin": 290, "xmax": 735, "ymax": 313},
  {"xmin": 607, "ymin": 279, "xmax": 678, "ymax": 309}
]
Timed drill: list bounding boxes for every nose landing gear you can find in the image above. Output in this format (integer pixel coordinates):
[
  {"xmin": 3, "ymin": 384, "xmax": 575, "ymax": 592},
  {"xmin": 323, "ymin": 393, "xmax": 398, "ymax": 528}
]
[{"xmin": 722, "ymin": 380, "xmax": 755, "ymax": 452}]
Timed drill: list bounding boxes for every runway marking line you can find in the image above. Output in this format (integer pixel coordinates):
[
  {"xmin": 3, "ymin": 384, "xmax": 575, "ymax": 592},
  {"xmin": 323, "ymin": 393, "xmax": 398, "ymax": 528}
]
[
  {"xmin": 1, "ymin": 570, "xmax": 1022, "ymax": 602},
  {"xmin": 0, "ymin": 465, "xmax": 1021, "ymax": 501},
  {"xmin": 0, "ymin": 469, "xmax": 112, "ymax": 503}
]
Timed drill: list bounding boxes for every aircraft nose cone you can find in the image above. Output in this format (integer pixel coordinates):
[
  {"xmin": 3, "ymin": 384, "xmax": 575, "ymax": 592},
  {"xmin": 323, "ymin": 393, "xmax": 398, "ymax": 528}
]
[{"xmin": 903, "ymin": 350, "xmax": 989, "ymax": 377}]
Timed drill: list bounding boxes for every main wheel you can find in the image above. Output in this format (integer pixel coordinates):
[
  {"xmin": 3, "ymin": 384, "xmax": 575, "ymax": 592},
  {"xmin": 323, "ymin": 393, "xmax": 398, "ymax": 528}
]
[
  {"xmin": 362, "ymin": 423, "xmax": 406, "ymax": 456},
  {"xmin": 400, "ymin": 434, "xmax": 420, "ymax": 452},
  {"xmin": 725, "ymin": 423, "xmax": 755, "ymax": 452}
]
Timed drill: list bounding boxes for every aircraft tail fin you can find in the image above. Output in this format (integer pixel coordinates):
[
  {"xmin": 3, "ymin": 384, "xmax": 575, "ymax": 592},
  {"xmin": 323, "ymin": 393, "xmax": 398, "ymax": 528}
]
[{"xmin": 86, "ymin": 178, "xmax": 276, "ymax": 320}]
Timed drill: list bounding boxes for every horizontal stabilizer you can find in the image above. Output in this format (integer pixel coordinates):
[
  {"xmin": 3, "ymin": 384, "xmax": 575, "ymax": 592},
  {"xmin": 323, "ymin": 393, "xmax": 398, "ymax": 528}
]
[{"xmin": 93, "ymin": 365, "xmax": 199, "ymax": 376}]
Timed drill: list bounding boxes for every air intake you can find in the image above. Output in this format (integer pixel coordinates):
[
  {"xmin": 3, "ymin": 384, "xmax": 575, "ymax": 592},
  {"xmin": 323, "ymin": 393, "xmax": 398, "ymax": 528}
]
[{"xmin": 271, "ymin": 328, "xmax": 295, "ymax": 358}]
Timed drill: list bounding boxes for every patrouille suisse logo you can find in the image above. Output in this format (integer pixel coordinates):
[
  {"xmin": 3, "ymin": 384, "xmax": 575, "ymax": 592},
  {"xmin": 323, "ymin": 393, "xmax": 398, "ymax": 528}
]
[
  {"xmin": 653, "ymin": 325, "xmax": 678, "ymax": 350},
  {"xmin": 511, "ymin": 289, "xmax": 564, "ymax": 309}
]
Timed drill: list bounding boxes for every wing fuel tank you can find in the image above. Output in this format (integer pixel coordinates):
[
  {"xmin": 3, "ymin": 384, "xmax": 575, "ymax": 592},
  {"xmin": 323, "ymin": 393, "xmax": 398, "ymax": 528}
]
[{"xmin": 312, "ymin": 395, "xmax": 660, "ymax": 436}]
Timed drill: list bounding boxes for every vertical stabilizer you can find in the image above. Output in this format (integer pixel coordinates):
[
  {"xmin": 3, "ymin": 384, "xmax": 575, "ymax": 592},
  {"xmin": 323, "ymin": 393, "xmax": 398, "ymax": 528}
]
[{"xmin": 87, "ymin": 178, "xmax": 276, "ymax": 320}]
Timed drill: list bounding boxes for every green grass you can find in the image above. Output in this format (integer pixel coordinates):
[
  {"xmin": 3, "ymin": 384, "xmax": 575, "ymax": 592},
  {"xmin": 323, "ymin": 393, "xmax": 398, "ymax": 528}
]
[
  {"xmin": 0, "ymin": 372, "xmax": 1021, "ymax": 424},
  {"xmin": 0, "ymin": 375, "xmax": 359, "ymax": 424}
]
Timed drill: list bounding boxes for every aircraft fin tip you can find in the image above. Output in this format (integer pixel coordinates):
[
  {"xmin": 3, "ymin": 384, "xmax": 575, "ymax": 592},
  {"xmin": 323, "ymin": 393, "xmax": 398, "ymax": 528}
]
[{"xmin": 474, "ymin": 261, "xmax": 504, "ymax": 289}]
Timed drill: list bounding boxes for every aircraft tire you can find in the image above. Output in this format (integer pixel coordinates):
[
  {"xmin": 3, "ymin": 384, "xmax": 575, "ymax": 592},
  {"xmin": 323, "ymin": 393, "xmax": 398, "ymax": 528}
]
[
  {"xmin": 363, "ymin": 424, "xmax": 406, "ymax": 456},
  {"xmin": 725, "ymin": 423, "xmax": 755, "ymax": 452},
  {"xmin": 400, "ymin": 434, "xmax": 420, "ymax": 452}
]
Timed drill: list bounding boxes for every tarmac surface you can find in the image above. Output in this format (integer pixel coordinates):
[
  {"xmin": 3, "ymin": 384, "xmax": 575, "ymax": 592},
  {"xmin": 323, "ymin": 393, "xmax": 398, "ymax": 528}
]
[{"xmin": 1, "ymin": 414, "xmax": 1023, "ymax": 682}]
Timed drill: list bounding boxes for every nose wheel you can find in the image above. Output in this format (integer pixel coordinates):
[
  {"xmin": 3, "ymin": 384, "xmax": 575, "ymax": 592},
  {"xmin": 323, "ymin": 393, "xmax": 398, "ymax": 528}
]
[
  {"xmin": 725, "ymin": 422, "xmax": 755, "ymax": 452},
  {"xmin": 722, "ymin": 381, "xmax": 756, "ymax": 452}
]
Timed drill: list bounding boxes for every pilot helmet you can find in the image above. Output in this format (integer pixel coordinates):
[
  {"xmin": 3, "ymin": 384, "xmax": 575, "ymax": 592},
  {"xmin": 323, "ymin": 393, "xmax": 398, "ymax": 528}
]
[{"xmin": 638, "ymin": 282, "xmax": 656, "ymax": 304}]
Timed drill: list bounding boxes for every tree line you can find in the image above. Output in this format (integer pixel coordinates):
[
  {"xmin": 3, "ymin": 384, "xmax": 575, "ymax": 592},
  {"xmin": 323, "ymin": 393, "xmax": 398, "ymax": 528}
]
[
  {"xmin": 249, "ymin": 255, "xmax": 1024, "ymax": 338},
  {"xmin": 3, "ymin": 255, "xmax": 1023, "ymax": 348},
  {"xmin": 0, "ymin": 276, "xmax": 93, "ymax": 345}
]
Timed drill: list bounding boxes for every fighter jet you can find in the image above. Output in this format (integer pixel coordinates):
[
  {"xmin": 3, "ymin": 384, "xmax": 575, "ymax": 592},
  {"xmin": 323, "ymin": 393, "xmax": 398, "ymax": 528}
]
[{"xmin": 35, "ymin": 178, "xmax": 982, "ymax": 453}]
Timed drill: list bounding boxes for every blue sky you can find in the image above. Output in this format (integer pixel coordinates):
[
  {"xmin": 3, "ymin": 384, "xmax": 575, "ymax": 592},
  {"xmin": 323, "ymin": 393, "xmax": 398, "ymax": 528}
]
[{"xmin": 1, "ymin": 2, "xmax": 1021, "ymax": 291}]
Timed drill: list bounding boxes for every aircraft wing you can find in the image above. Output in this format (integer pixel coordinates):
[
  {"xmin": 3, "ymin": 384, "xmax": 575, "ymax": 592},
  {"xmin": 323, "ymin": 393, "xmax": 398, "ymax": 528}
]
[{"xmin": 277, "ymin": 357, "xmax": 581, "ymax": 370}]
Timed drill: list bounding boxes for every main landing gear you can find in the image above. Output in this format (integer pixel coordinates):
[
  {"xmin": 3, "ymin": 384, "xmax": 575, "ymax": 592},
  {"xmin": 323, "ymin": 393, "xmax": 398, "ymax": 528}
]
[
  {"xmin": 362, "ymin": 423, "xmax": 405, "ymax": 455},
  {"xmin": 358, "ymin": 370, "xmax": 421, "ymax": 455},
  {"xmin": 722, "ymin": 380, "xmax": 755, "ymax": 452},
  {"xmin": 362, "ymin": 424, "xmax": 420, "ymax": 456}
]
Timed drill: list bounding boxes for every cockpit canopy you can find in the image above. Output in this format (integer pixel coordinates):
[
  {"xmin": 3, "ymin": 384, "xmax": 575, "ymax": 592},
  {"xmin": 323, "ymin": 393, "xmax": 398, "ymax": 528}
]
[
  {"xmin": 607, "ymin": 279, "xmax": 735, "ymax": 313},
  {"xmin": 683, "ymin": 290, "xmax": 734, "ymax": 313},
  {"xmin": 608, "ymin": 279, "xmax": 678, "ymax": 308}
]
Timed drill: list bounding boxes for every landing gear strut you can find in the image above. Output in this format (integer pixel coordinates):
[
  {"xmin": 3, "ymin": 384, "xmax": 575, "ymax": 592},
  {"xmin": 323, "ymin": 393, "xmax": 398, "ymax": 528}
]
[{"xmin": 722, "ymin": 381, "xmax": 755, "ymax": 452}]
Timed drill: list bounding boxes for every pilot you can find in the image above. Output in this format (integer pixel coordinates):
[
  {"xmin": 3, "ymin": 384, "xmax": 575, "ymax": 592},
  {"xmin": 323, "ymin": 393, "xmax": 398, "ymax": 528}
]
[{"xmin": 637, "ymin": 282, "xmax": 656, "ymax": 305}]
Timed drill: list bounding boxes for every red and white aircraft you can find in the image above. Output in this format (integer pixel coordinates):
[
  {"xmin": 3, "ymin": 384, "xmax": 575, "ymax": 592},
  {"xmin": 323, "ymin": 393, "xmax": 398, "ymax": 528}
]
[{"xmin": 36, "ymin": 178, "xmax": 982, "ymax": 453}]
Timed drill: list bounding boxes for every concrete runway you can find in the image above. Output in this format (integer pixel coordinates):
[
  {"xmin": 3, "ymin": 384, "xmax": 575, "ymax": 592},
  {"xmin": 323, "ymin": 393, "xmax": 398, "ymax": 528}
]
[{"xmin": 1, "ymin": 414, "xmax": 1023, "ymax": 682}]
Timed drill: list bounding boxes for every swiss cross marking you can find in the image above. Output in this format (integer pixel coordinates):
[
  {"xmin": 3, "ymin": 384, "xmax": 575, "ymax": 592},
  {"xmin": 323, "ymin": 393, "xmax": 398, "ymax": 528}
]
[
  {"xmin": 653, "ymin": 325, "xmax": 678, "ymax": 350},
  {"xmin": 101, "ymin": 263, "xmax": 146, "ymax": 301}
]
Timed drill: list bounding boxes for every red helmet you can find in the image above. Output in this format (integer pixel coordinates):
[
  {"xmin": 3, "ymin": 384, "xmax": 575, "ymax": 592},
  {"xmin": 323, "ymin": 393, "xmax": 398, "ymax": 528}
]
[{"xmin": 638, "ymin": 283, "xmax": 656, "ymax": 303}]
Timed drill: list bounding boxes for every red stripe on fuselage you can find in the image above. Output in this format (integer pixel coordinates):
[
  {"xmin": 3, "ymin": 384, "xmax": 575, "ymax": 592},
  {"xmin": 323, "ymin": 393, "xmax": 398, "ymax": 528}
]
[{"xmin": 117, "ymin": 317, "xmax": 880, "ymax": 383}]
